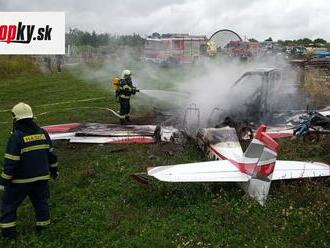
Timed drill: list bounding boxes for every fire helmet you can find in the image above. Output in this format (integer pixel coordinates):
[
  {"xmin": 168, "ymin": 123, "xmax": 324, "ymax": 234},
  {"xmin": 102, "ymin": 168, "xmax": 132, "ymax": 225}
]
[
  {"xmin": 11, "ymin": 102, "xmax": 33, "ymax": 121},
  {"xmin": 121, "ymin": 69, "xmax": 131, "ymax": 79}
]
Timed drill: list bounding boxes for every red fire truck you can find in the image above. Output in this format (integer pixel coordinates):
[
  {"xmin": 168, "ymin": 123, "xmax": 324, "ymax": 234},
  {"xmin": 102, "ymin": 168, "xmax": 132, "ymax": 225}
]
[
  {"xmin": 144, "ymin": 34, "xmax": 207, "ymax": 64},
  {"xmin": 225, "ymin": 41, "xmax": 260, "ymax": 58}
]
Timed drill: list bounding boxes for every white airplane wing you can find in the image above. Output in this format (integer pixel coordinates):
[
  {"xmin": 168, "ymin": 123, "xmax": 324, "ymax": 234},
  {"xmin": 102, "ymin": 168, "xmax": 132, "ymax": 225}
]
[
  {"xmin": 147, "ymin": 160, "xmax": 250, "ymax": 182},
  {"xmin": 272, "ymin": 160, "xmax": 330, "ymax": 180},
  {"xmin": 49, "ymin": 132, "xmax": 76, "ymax": 140},
  {"xmin": 69, "ymin": 136, "xmax": 156, "ymax": 144}
]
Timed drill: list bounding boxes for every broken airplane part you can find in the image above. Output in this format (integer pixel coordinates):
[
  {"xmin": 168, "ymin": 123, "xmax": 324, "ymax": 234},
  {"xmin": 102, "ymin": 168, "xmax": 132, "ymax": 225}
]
[
  {"xmin": 43, "ymin": 123, "xmax": 160, "ymax": 144},
  {"xmin": 293, "ymin": 111, "xmax": 330, "ymax": 139},
  {"xmin": 132, "ymin": 125, "xmax": 330, "ymax": 205},
  {"xmin": 43, "ymin": 123, "xmax": 181, "ymax": 144}
]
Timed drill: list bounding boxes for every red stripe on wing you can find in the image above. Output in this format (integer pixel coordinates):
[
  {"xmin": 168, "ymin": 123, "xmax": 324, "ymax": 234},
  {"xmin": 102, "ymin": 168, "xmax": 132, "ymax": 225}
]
[
  {"xmin": 255, "ymin": 162, "xmax": 275, "ymax": 177},
  {"xmin": 43, "ymin": 123, "xmax": 81, "ymax": 133},
  {"xmin": 111, "ymin": 137, "xmax": 156, "ymax": 144},
  {"xmin": 209, "ymin": 145, "xmax": 256, "ymax": 176}
]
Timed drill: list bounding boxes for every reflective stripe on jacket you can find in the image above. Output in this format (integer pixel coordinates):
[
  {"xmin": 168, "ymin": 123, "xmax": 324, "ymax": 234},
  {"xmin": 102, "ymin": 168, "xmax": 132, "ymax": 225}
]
[{"xmin": 1, "ymin": 128, "xmax": 57, "ymax": 184}]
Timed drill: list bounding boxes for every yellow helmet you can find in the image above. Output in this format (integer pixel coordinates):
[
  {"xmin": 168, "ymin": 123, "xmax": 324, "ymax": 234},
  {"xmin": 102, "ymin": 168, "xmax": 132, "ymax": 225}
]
[
  {"xmin": 121, "ymin": 69, "xmax": 131, "ymax": 79},
  {"xmin": 11, "ymin": 102, "xmax": 33, "ymax": 121}
]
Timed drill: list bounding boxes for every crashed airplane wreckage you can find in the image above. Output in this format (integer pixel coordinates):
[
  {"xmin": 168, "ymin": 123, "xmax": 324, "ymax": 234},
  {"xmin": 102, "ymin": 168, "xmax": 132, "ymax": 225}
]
[
  {"xmin": 43, "ymin": 123, "xmax": 182, "ymax": 144},
  {"xmin": 132, "ymin": 125, "xmax": 330, "ymax": 205}
]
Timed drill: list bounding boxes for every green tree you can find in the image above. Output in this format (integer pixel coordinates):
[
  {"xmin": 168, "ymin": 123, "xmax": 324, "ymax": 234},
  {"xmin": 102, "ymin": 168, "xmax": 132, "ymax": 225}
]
[
  {"xmin": 313, "ymin": 38, "xmax": 327, "ymax": 47},
  {"xmin": 314, "ymin": 38, "xmax": 327, "ymax": 44},
  {"xmin": 302, "ymin": 38, "xmax": 313, "ymax": 46},
  {"xmin": 65, "ymin": 28, "xmax": 144, "ymax": 48}
]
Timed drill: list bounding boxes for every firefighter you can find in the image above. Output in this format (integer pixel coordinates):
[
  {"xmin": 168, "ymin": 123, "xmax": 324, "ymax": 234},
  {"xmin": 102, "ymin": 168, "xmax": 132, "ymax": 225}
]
[
  {"xmin": 118, "ymin": 69, "xmax": 139, "ymax": 125},
  {"xmin": 0, "ymin": 103, "xmax": 58, "ymax": 239}
]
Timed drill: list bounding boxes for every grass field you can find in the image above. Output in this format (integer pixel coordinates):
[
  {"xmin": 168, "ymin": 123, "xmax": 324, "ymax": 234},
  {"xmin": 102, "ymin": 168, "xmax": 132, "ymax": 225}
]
[{"xmin": 0, "ymin": 59, "xmax": 329, "ymax": 247}]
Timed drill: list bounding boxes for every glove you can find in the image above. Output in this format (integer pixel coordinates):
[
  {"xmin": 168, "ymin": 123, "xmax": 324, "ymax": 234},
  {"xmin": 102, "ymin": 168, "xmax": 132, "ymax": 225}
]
[{"xmin": 0, "ymin": 185, "xmax": 4, "ymax": 191}]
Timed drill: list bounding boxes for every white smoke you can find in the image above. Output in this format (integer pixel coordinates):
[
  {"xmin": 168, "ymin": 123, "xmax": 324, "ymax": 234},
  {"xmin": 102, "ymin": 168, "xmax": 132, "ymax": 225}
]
[
  {"xmin": 66, "ymin": 50, "xmax": 299, "ymax": 128},
  {"xmin": 177, "ymin": 55, "xmax": 299, "ymax": 128}
]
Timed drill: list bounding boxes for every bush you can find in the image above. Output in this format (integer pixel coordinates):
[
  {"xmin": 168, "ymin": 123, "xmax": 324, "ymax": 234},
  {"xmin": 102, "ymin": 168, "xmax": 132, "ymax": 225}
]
[{"xmin": 0, "ymin": 55, "xmax": 39, "ymax": 79}]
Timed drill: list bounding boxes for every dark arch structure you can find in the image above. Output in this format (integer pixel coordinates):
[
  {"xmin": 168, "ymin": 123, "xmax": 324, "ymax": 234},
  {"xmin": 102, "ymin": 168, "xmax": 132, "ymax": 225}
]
[{"xmin": 209, "ymin": 29, "xmax": 242, "ymax": 49}]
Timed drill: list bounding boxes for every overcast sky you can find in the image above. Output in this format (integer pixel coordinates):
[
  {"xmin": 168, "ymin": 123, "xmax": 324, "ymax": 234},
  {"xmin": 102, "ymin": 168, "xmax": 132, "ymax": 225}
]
[{"xmin": 1, "ymin": 0, "xmax": 329, "ymax": 40}]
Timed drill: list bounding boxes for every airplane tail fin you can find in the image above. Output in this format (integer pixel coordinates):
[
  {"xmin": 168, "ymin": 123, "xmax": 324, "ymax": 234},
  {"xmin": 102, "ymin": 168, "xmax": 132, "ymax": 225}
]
[{"xmin": 242, "ymin": 125, "xmax": 279, "ymax": 205}]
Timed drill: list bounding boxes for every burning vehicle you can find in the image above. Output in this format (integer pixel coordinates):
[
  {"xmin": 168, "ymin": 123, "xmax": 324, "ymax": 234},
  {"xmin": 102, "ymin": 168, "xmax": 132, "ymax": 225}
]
[{"xmin": 202, "ymin": 67, "xmax": 300, "ymax": 133}]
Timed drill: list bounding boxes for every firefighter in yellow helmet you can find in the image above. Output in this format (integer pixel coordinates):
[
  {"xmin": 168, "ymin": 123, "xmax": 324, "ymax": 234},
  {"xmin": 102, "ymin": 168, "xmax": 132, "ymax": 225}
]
[
  {"xmin": 117, "ymin": 70, "xmax": 139, "ymax": 125},
  {"xmin": 0, "ymin": 103, "xmax": 58, "ymax": 239}
]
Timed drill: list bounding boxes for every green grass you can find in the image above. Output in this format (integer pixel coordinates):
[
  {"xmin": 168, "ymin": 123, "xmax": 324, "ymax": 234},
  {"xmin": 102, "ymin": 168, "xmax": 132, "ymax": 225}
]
[
  {"xmin": 0, "ymin": 60, "xmax": 329, "ymax": 247},
  {"xmin": 0, "ymin": 56, "xmax": 39, "ymax": 79}
]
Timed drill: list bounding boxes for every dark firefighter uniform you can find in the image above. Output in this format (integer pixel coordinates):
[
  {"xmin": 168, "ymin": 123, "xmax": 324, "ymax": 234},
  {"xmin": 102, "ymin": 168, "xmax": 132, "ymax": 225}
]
[
  {"xmin": 118, "ymin": 77, "xmax": 137, "ymax": 124},
  {"xmin": 0, "ymin": 120, "xmax": 58, "ymax": 238}
]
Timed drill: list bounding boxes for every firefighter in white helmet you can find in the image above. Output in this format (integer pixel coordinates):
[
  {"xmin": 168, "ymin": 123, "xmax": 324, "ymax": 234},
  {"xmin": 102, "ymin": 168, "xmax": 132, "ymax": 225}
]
[
  {"xmin": 0, "ymin": 103, "xmax": 58, "ymax": 239},
  {"xmin": 117, "ymin": 70, "xmax": 139, "ymax": 125}
]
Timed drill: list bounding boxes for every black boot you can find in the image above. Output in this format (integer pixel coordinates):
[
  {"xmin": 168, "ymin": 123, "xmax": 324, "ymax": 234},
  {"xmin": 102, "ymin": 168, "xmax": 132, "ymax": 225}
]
[{"xmin": 2, "ymin": 227, "xmax": 17, "ymax": 240}]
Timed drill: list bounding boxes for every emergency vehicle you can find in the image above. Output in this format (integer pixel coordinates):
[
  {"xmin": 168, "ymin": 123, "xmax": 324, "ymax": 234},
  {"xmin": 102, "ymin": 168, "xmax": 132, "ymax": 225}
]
[{"xmin": 144, "ymin": 34, "xmax": 207, "ymax": 64}]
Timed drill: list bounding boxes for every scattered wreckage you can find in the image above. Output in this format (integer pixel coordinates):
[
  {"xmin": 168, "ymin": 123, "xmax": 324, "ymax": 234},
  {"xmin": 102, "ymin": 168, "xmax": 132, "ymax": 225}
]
[
  {"xmin": 190, "ymin": 67, "xmax": 330, "ymax": 141},
  {"xmin": 41, "ymin": 66, "xmax": 330, "ymax": 206},
  {"xmin": 43, "ymin": 123, "xmax": 184, "ymax": 144},
  {"xmin": 44, "ymin": 121, "xmax": 329, "ymax": 206},
  {"xmin": 217, "ymin": 109, "xmax": 330, "ymax": 142},
  {"xmin": 293, "ymin": 110, "xmax": 330, "ymax": 142},
  {"xmin": 132, "ymin": 125, "xmax": 330, "ymax": 205},
  {"xmin": 216, "ymin": 68, "xmax": 299, "ymax": 125}
]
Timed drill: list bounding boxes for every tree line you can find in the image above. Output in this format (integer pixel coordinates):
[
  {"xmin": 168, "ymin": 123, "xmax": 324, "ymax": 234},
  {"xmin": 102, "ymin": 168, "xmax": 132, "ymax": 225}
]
[
  {"xmin": 250, "ymin": 37, "xmax": 328, "ymax": 47},
  {"xmin": 67, "ymin": 28, "xmax": 328, "ymax": 48},
  {"xmin": 66, "ymin": 28, "xmax": 145, "ymax": 47},
  {"xmin": 277, "ymin": 38, "xmax": 327, "ymax": 47}
]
